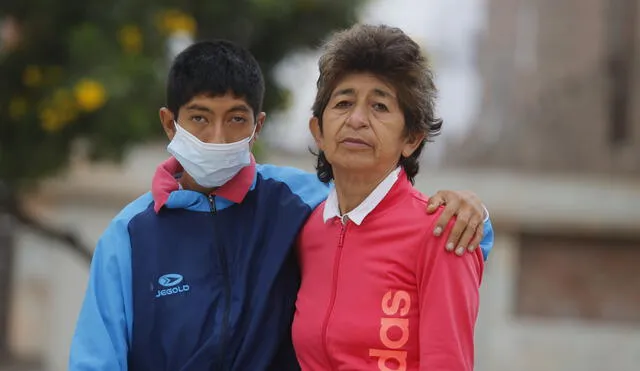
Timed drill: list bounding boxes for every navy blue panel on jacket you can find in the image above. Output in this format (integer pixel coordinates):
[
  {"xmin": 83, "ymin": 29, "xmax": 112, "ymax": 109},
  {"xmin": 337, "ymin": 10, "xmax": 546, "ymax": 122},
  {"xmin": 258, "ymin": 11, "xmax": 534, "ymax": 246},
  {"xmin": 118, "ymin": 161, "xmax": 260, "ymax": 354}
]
[{"xmin": 124, "ymin": 165, "xmax": 328, "ymax": 371}]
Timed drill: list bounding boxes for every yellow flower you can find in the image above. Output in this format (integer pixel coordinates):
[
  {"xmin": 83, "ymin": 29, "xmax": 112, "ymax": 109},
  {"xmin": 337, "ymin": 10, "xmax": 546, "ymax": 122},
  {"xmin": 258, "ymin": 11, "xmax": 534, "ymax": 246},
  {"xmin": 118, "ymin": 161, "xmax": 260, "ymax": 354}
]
[
  {"xmin": 52, "ymin": 88, "xmax": 78, "ymax": 123},
  {"xmin": 23, "ymin": 65, "xmax": 43, "ymax": 87},
  {"xmin": 9, "ymin": 97, "xmax": 27, "ymax": 119},
  {"xmin": 172, "ymin": 14, "xmax": 196, "ymax": 35},
  {"xmin": 74, "ymin": 79, "xmax": 107, "ymax": 112},
  {"xmin": 118, "ymin": 25, "xmax": 143, "ymax": 54},
  {"xmin": 157, "ymin": 9, "xmax": 197, "ymax": 36},
  {"xmin": 40, "ymin": 108, "xmax": 63, "ymax": 132},
  {"xmin": 38, "ymin": 88, "xmax": 80, "ymax": 132}
]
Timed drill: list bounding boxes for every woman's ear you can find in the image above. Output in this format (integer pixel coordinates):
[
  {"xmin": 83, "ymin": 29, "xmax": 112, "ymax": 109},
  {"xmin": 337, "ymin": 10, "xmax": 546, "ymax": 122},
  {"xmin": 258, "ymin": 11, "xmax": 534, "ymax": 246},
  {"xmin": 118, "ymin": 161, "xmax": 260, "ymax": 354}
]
[
  {"xmin": 309, "ymin": 116, "xmax": 324, "ymax": 150},
  {"xmin": 401, "ymin": 132, "xmax": 426, "ymax": 158}
]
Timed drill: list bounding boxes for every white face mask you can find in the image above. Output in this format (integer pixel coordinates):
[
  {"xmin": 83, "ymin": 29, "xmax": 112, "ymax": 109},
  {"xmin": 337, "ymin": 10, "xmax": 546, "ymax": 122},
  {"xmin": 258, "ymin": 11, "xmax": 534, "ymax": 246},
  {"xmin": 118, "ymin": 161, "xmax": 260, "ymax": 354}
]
[{"xmin": 167, "ymin": 121, "xmax": 256, "ymax": 188}]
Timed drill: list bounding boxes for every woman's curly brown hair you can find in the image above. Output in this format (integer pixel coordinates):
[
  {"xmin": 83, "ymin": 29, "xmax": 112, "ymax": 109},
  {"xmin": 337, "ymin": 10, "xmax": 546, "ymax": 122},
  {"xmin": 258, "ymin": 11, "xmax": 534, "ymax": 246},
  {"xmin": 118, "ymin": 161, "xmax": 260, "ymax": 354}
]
[{"xmin": 311, "ymin": 23, "xmax": 442, "ymax": 184}]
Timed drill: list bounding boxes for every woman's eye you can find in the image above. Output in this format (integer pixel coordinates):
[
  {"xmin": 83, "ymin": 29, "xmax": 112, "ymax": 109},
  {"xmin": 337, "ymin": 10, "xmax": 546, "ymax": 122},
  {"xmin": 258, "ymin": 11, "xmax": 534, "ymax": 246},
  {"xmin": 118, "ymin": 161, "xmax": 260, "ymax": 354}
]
[
  {"xmin": 334, "ymin": 100, "xmax": 352, "ymax": 108},
  {"xmin": 372, "ymin": 103, "xmax": 389, "ymax": 112}
]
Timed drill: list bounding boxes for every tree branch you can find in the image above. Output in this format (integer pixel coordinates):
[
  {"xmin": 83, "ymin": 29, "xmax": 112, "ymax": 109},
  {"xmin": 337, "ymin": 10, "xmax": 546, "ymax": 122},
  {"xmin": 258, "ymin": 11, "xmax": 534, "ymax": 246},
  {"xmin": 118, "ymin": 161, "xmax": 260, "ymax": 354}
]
[
  {"xmin": 0, "ymin": 184, "xmax": 93, "ymax": 264},
  {"xmin": 12, "ymin": 206, "xmax": 93, "ymax": 264}
]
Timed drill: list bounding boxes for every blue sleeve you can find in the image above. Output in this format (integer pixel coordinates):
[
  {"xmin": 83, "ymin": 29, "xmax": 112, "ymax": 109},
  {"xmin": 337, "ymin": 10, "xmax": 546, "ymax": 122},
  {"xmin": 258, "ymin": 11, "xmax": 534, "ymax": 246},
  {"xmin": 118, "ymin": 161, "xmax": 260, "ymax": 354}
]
[
  {"xmin": 257, "ymin": 164, "xmax": 331, "ymax": 209},
  {"xmin": 479, "ymin": 218, "xmax": 494, "ymax": 261},
  {"xmin": 69, "ymin": 194, "xmax": 151, "ymax": 370}
]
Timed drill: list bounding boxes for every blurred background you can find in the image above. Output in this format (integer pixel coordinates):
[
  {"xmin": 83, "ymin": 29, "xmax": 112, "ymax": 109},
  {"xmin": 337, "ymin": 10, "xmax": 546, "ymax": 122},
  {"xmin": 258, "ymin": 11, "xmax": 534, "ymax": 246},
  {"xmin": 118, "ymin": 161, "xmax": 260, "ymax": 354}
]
[{"xmin": 0, "ymin": 0, "xmax": 639, "ymax": 370}]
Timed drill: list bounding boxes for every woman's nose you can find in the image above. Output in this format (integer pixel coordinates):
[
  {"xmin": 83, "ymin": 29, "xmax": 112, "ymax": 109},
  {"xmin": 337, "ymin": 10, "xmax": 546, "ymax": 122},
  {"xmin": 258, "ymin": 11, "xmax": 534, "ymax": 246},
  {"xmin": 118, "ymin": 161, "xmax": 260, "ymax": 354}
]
[{"xmin": 345, "ymin": 105, "xmax": 369, "ymax": 128}]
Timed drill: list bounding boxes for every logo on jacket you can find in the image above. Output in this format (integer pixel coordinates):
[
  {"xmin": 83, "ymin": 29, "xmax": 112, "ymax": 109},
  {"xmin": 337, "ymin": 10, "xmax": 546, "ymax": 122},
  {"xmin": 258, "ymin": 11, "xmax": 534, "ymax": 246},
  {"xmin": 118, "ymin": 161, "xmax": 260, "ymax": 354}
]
[
  {"xmin": 158, "ymin": 273, "xmax": 183, "ymax": 287},
  {"xmin": 156, "ymin": 273, "xmax": 190, "ymax": 298}
]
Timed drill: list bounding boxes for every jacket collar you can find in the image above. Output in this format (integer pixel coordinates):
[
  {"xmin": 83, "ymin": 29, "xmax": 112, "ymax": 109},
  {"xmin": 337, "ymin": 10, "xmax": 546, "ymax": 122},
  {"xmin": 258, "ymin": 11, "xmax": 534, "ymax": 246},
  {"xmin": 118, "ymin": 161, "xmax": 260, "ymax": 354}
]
[
  {"xmin": 323, "ymin": 167, "xmax": 402, "ymax": 225},
  {"xmin": 151, "ymin": 155, "xmax": 257, "ymax": 213}
]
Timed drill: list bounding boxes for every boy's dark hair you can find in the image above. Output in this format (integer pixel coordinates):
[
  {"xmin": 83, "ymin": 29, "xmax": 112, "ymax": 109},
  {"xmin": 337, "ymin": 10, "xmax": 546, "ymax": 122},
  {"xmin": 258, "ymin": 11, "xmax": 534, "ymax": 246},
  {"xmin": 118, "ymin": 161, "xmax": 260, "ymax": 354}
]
[
  {"xmin": 312, "ymin": 24, "xmax": 442, "ymax": 184},
  {"xmin": 167, "ymin": 40, "xmax": 265, "ymax": 117}
]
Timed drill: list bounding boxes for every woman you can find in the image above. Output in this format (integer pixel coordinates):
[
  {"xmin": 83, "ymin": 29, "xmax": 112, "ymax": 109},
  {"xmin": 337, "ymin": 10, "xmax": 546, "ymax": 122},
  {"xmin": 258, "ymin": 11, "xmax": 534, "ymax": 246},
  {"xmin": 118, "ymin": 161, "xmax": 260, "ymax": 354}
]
[{"xmin": 293, "ymin": 24, "xmax": 484, "ymax": 370}]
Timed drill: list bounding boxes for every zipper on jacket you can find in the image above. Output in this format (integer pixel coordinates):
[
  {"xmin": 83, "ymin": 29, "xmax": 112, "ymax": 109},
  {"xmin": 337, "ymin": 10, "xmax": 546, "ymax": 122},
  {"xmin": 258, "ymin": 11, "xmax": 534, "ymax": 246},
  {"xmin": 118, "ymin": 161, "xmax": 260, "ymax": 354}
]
[
  {"xmin": 208, "ymin": 195, "xmax": 231, "ymax": 370},
  {"xmin": 321, "ymin": 220, "xmax": 348, "ymax": 369}
]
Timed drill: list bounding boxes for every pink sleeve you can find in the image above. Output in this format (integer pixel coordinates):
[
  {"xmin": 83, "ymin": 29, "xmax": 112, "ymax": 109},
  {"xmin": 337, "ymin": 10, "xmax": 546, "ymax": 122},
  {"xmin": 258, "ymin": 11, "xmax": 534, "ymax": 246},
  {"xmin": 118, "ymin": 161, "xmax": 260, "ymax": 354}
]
[{"xmin": 416, "ymin": 215, "xmax": 484, "ymax": 371}]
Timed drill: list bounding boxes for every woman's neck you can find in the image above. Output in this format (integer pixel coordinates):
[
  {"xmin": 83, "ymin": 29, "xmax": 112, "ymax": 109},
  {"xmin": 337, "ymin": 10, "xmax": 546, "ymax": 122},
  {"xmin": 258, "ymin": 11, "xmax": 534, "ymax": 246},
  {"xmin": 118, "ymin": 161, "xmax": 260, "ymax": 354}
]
[{"xmin": 332, "ymin": 167, "xmax": 397, "ymax": 215}]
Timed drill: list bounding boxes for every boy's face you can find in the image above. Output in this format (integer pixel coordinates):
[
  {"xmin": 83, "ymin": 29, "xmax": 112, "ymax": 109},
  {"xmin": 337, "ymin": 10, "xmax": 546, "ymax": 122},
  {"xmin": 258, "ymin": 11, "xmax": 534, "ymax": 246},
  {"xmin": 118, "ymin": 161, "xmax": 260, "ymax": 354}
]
[{"xmin": 159, "ymin": 93, "xmax": 265, "ymax": 146}]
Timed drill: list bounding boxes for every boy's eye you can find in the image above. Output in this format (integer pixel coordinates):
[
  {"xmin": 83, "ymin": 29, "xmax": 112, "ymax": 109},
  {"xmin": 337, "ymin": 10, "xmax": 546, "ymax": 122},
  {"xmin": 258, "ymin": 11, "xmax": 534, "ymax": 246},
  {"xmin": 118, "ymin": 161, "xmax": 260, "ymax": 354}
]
[
  {"xmin": 191, "ymin": 115, "xmax": 207, "ymax": 124},
  {"xmin": 231, "ymin": 116, "xmax": 247, "ymax": 124}
]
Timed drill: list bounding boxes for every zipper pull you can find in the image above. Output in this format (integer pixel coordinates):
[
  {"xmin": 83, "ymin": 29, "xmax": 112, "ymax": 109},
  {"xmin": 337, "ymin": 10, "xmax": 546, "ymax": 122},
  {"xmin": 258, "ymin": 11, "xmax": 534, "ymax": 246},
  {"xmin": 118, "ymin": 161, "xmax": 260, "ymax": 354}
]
[
  {"xmin": 340, "ymin": 215, "xmax": 349, "ymax": 225},
  {"xmin": 208, "ymin": 195, "xmax": 217, "ymax": 214}
]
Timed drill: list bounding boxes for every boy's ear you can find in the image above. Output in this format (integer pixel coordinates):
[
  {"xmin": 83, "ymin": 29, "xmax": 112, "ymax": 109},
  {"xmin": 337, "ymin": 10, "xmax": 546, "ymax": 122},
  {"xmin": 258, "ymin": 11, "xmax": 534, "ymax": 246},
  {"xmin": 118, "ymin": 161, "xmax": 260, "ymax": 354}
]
[
  {"xmin": 159, "ymin": 107, "xmax": 176, "ymax": 140},
  {"xmin": 254, "ymin": 112, "xmax": 266, "ymax": 139}
]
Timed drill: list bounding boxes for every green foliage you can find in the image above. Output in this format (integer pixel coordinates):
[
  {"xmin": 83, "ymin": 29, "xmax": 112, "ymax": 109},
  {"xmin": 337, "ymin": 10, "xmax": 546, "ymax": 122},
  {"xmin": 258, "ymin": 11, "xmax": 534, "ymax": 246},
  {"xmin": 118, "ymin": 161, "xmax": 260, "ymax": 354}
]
[{"xmin": 0, "ymin": 0, "xmax": 364, "ymax": 189}]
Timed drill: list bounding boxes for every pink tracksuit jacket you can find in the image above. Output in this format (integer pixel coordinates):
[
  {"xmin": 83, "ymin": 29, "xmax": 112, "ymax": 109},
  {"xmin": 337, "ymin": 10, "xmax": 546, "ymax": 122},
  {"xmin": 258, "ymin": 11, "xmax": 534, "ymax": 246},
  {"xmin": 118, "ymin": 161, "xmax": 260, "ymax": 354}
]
[{"xmin": 293, "ymin": 169, "xmax": 484, "ymax": 371}]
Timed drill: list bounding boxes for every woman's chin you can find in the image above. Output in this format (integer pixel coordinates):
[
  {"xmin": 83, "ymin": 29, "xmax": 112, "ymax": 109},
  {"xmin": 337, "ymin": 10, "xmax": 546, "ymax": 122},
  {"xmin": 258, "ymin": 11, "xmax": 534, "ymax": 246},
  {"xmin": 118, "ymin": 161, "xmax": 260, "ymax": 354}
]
[{"xmin": 331, "ymin": 156, "xmax": 381, "ymax": 174}]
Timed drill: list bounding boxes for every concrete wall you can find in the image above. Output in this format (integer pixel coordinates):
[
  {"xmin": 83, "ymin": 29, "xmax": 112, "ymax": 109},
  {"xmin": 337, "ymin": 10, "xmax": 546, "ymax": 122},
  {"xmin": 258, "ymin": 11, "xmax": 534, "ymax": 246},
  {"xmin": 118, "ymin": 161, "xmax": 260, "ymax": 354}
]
[
  {"xmin": 477, "ymin": 234, "xmax": 640, "ymax": 371},
  {"xmin": 447, "ymin": 0, "xmax": 640, "ymax": 175}
]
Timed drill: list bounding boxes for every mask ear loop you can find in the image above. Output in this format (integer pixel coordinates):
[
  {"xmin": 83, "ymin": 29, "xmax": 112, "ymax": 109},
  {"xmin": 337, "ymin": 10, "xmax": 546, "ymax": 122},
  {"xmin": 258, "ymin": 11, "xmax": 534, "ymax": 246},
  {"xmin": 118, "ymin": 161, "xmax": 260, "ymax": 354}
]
[{"xmin": 246, "ymin": 123, "xmax": 258, "ymax": 142}]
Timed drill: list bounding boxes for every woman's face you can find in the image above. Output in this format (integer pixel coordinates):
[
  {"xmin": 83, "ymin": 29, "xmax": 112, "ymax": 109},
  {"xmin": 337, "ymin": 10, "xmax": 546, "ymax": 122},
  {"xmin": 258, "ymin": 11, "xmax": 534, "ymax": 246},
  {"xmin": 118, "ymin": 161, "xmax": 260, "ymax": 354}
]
[{"xmin": 310, "ymin": 72, "xmax": 424, "ymax": 178}]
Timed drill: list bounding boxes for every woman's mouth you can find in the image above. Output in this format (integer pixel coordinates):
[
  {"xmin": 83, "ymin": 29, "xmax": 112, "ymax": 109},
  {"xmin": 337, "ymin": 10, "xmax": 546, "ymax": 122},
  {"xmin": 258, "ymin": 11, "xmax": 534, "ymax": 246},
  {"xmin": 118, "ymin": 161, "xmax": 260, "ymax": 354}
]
[{"xmin": 341, "ymin": 137, "xmax": 371, "ymax": 148}]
